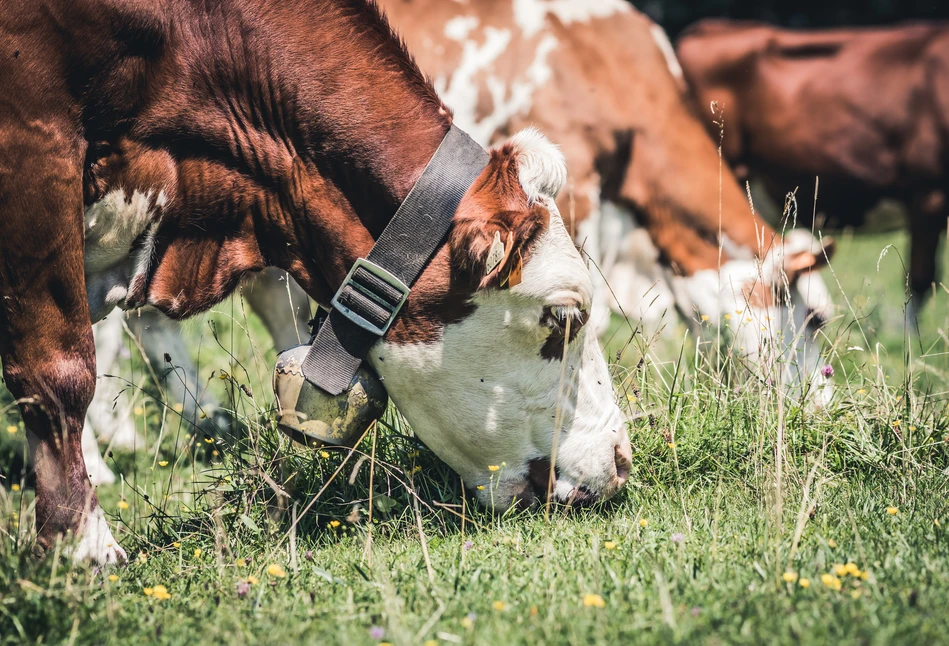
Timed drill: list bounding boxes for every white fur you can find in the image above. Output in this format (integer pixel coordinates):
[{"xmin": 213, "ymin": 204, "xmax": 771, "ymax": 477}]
[
  {"xmin": 370, "ymin": 132, "xmax": 628, "ymax": 508},
  {"xmin": 84, "ymin": 188, "xmax": 166, "ymax": 323},
  {"xmin": 513, "ymin": 0, "xmax": 630, "ymax": 38},
  {"xmin": 436, "ymin": 26, "xmax": 558, "ymax": 146},
  {"xmin": 68, "ymin": 505, "xmax": 127, "ymax": 566},
  {"xmin": 507, "ymin": 127, "xmax": 566, "ymax": 202},
  {"xmin": 649, "ymin": 23, "xmax": 687, "ymax": 90}
]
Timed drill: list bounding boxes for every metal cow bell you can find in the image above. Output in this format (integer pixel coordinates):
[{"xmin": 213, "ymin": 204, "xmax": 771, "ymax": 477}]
[{"xmin": 272, "ymin": 344, "xmax": 387, "ymax": 448}]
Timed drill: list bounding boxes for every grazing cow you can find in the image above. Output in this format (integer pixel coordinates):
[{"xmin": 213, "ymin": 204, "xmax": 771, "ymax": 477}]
[
  {"xmin": 0, "ymin": 0, "xmax": 632, "ymax": 565},
  {"xmin": 677, "ymin": 20, "xmax": 949, "ymax": 313},
  {"xmin": 80, "ymin": 0, "xmax": 840, "ymax": 483},
  {"xmin": 382, "ymin": 0, "xmax": 836, "ymax": 386}
]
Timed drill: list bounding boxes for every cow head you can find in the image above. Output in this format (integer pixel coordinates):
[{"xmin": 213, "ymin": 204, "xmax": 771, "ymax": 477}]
[{"xmin": 368, "ymin": 129, "xmax": 631, "ymax": 508}]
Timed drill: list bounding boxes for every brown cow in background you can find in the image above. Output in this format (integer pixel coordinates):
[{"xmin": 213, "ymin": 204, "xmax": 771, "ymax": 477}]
[{"xmin": 677, "ymin": 20, "xmax": 949, "ymax": 314}]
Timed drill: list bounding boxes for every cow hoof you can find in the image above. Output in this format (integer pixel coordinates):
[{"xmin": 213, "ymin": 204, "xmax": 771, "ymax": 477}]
[{"xmin": 69, "ymin": 507, "xmax": 127, "ymax": 566}]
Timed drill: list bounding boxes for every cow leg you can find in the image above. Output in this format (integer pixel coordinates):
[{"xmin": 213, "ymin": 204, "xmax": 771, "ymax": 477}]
[
  {"xmin": 907, "ymin": 197, "xmax": 947, "ymax": 321},
  {"xmin": 86, "ymin": 308, "xmax": 143, "ymax": 451},
  {"xmin": 242, "ymin": 267, "xmax": 311, "ymax": 350},
  {"xmin": 0, "ymin": 150, "xmax": 125, "ymax": 564}
]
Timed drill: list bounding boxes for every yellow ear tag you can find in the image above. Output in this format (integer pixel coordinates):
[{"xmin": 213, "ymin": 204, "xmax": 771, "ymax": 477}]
[{"xmin": 505, "ymin": 250, "xmax": 523, "ymax": 288}]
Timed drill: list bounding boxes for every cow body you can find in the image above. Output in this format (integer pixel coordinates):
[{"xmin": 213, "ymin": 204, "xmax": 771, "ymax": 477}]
[
  {"xmin": 1, "ymin": 0, "xmax": 632, "ymax": 564},
  {"xmin": 677, "ymin": 20, "xmax": 949, "ymax": 306}
]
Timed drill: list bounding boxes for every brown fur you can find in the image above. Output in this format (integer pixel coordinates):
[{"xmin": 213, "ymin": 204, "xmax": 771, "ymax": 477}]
[{"xmin": 677, "ymin": 20, "xmax": 949, "ymax": 300}]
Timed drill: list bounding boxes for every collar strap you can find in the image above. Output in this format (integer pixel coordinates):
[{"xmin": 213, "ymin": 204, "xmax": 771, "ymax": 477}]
[{"xmin": 302, "ymin": 124, "xmax": 490, "ymax": 395}]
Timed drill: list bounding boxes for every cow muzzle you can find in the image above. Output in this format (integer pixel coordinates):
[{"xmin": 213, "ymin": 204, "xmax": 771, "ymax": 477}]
[{"xmin": 272, "ymin": 343, "xmax": 387, "ymax": 447}]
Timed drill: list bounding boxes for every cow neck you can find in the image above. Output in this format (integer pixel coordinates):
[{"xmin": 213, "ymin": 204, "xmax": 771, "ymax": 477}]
[{"xmin": 257, "ymin": 0, "xmax": 453, "ymax": 301}]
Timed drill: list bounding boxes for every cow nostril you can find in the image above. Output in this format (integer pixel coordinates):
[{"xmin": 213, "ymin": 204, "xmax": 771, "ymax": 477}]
[{"xmin": 614, "ymin": 441, "xmax": 632, "ymax": 484}]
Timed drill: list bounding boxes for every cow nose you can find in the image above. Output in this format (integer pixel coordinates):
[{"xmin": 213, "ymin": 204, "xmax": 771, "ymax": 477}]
[{"xmin": 613, "ymin": 436, "xmax": 632, "ymax": 487}]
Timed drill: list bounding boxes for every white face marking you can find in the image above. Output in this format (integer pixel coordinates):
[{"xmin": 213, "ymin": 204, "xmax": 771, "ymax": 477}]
[
  {"xmin": 369, "ymin": 131, "xmax": 630, "ymax": 508},
  {"xmin": 512, "ymin": 0, "xmax": 630, "ymax": 38},
  {"xmin": 68, "ymin": 505, "xmax": 127, "ymax": 566},
  {"xmin": 84, "ymin": 188, "xmax": 166, "ymax": 322},
  {"xmin": 444, "ymin": 15, "xmax": 480, "ymax": 41},
  {"xmin": 667, "ymin": 232, "xmax": 834, "ymax": 403},
  {"xmin": 648, "ymin": 23, "xmax": 687, "ymax": 90}
]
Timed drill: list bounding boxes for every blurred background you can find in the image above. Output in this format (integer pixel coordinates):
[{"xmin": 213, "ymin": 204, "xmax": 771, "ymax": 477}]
[{"xmin": 641, "ymin": 0, "xmax": 949, "ymax": 37}]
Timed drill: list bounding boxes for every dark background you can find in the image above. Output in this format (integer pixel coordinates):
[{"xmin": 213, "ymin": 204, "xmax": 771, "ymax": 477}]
[{"xmin": 638, "ymin": 0, "xmax": 949, "ymax": 38}]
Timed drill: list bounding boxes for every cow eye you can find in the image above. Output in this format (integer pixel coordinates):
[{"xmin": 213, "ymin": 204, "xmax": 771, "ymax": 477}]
[{"xmin": 541, "ymin": 305, "xmax": 588, "ymax": 335}]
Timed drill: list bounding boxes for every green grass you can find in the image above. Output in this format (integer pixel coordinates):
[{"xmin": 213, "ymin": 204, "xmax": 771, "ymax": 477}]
[{"xmin": 0, "ymin": 230, "xmax": 947, "ymax": 645}]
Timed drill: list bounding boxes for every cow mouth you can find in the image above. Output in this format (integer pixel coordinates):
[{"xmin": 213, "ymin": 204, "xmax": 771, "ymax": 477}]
[{"xmin": 526, "ymin": 458, "xmax": 599, "ymax": 508}]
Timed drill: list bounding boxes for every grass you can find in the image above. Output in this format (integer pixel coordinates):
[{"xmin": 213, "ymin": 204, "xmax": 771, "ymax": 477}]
[{"xmin": 0, "ymin": 229, "xmax": 947, "ymax": 645}]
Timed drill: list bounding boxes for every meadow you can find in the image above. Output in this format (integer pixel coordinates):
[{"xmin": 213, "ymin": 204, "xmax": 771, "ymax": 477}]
[{"xmin": 0, "ymin": 226, "xmax": 947, "ymax": 645}]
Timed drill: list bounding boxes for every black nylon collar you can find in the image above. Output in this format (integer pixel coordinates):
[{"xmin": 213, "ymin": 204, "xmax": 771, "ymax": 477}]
[{"xmin": 302, "ymin": 124, "xmax": 490, "ymax": 395}]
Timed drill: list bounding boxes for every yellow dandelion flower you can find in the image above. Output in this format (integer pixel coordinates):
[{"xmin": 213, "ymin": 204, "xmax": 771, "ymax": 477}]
[
  {"xmin": 745, "ymin": 317, "xmax": 752, "ymax": 323},
  {"xmin": 488, "ymin": 465, "xmax": 500, "ymax": 472},
  {"xmin": 857, "ymin": 389, "xmax": 866, "ymax": 395},
  {"xmin": 850, "ymin": 589, "xmax": 862, "ymax": 600},
  {"xmin": 860, "ymin": 571, "xmax": 870, "ymax": 581},
  {"xmin": 153, "ymin": 585, "xmax": 171, "ymax": 600},
  {"xmin": 827, "ymin": 539, "xmax": 838, "ymax": 548},
  {"xmin": 640, "ymin": 518, "xmax": 649, "ymax": 527},
  {"xmin": 603, "ymin": 541, "xmax": 617, "ymax": 550},
  {"xmin": 583, "ymin": 593, "xmax": 606, "ymax": 608},
  {"xmin": 701, "ymin": 315, "xmax": 709, "ymax": 322},
  {"xmin": 173, "ymin": 542, "xmax": 180, "ymax": 548},
  {"xmin": 108, "ymin": 574, "xmax": 119, "ymax": 582},
  {"xmin": 143, "ymin": 587, "xmax": 154, "ymax": 596},
  {"xmin": 319, "ymin": 451, "xmax": 330, "ymax": 459},
  {"xmin": 204, "ymin": 437, "xmax": 215, "ymax": 444},
  {"xmin": 893, "ymin": 420, "xmax": 901, "ymax": 427},
  {"xmin": 821, "ymin": 574, "xmax": 842, "ymax": 591},
  {"xmin": 724, "ymin": 314, "xmax": 732, "ymax": 321},
  {"xmin": 267, "ymin": 563, "xmax": 286, "ymax": 578},
  {"xmin": 935, "ymin": 518, "xmax": 941, "ymax": 528},
  {"xmin": 424, "ymin": 641, "xmax": 437, "ymax": 646},
  {"xmin": 844, "ymin": 563, "xmax": 859, "ymax": 576},
  {"xmin": 799, "ymin": 578, "xmax": 811, "ymax": 589},
  {"xmin": 530, "ymin": 606, "xmax": 539, "ymax": 617},
  {"xmin": 212, "ymin": 450, "xmax": 219, "ymax": 457},
  {"xmin": 461, "ymin": 616, "xmax": 474, "ymax": 629},
  {"xmin": 886, "ymin": 506, "xmax": 899, "ymax": 515},
  {"xmin": 329, "ymin": 520, "xmax": 341, "ymax": 528},
  {"xmin": 411, "ymin": 465, "xmax": 422, "ymax": 474},
  {"xmin": 667, "ymin": 442, "xmax": 676, "ymax": 449},
  {"xmin": 11, "ymin": 484, "xmax": 20, "ymax": 492},
  {"xmin": 492, "ymin": 601, "xmax": 506, "ymax": 611},
  {"xmin": 193, "ymin": 548, "xmax": 202, "ymax": 558},
  {"xmin": 236, "ymin": 558, "xmax": 246, "ymax": 567},
  {"xmin": 247, "ymin": 575, "xmax": 259, "ymax": 584},
  {"xmin": 133, "ymin": 407, "xmax": 144, "ymax": 416},
  {"xmin": 783, "ymin": 571, "xmax": 798, "ymax": 583},
  {"xmin": 117, "ymin": 501, "xmax": 129, "ymax": 510},
  {"xmin": 407, "ymin": 451, "xmax": 419, "ymax": 458},
  {"xmin": 834, "ymin": 564, "xmax": 848, "ymax": 577},
  {"xmin": 476, "ymin": 485, "xmax": 485, "ymax": 491},
  {"xmin": 909, "ymin": 426, "xmax": 917, "ymax": 431},
  {"xmin": 173, "ymin": 403, "xmax": 184, "ymax": 413},
  {"xmin": 735, "ymin": 309, "xmax": 743, "ymax": 315},
  {"xmin": 6, "ymin": 425, "xmax": 17, "ymax": 435},
  {"xmin": 158, "ymin": 461, "xmax": 168, "ymax": 467}
]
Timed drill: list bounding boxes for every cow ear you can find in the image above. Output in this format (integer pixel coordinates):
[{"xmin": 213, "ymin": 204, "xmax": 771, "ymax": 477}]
[{"xmin": 448, "ymin": 127, "xmax": 563, "ymax": 290}]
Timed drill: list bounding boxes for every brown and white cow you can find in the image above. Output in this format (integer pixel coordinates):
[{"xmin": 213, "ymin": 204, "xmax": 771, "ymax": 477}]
[
  {"xmin": 382, "ymin": 0, "xmax": 836, "ymax": 387},
  {"xmin": 80, "ymin": 0, "xmax": 841, "ymax": 482},
  {"xmin": 0, "ymin": 0, "xmax": 632, "ymax": 565},
  {"xmin": 677, "ymin": 20, "xmax": 949, "ymax": 314}
]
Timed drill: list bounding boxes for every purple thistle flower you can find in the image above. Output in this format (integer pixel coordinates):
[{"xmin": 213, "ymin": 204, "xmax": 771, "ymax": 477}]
[
  {"xmin": 236, "ymin": 581, "xmax": 250, "ymax": 598},
  {"xmin": 671, "ymin": 532, "xmax": 685, "ymax": 544},
  {"xmin": 305, "ymin": 550, "xmax": 314, "ymax": 561},
  {"xmin": 467, "ymin": 612, "xmax": 477, "ymax": 622},
  {"xmin": 821, "ymin": 364, "xmax": 834, "ymax": 378},
  {"xmin": 369, "ymin": 626, "xmax": 385, "ymax": 640},
  {"xmin": 691, "ymin": 606, "xmax": 702, "ymax": 617},
  {"xmin": 463, "ymin": 540, "xmax": 474, "ymax": 552}
]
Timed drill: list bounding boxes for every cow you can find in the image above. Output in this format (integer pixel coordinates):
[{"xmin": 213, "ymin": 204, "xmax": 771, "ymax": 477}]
[
  {"xmin": 676, "ymin": 20, "xmax": 949, "ymax": 317},
  {"xmin": 0, "ymin": 0, "xmax": 633, "ymax": 565},
  {"xmin": 79, "ymin": 0, "xmax": 841, "ymax": 484}
]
